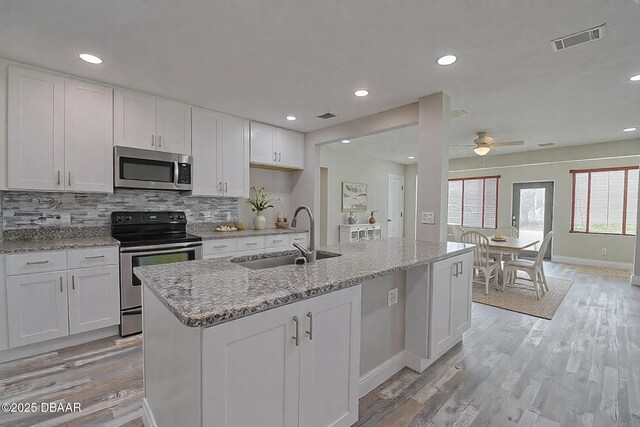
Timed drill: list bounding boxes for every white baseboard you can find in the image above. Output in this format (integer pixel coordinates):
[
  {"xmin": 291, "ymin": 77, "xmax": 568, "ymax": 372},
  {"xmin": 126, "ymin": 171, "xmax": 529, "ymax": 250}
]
[
  {"xmin": 551, "ymin": 255, "xmax": 633, "ymax": 270},
  {"xmin": 142, "ymin": 398, "xmax": 157, "ymax": 427},
  {"xmin": 359, "ymin": 351, "xmax": 407, "ymax": 398},
  {"xmin": 632, "ymin": 275, "xmax": 640, "ymax": 286},
  {"xmin": 404, "ymin": 350, "xmax": 433, "ymax": 373},
  {"xmin": 0, "ymin": 326, "xmax": 119, "ymax": 363}
]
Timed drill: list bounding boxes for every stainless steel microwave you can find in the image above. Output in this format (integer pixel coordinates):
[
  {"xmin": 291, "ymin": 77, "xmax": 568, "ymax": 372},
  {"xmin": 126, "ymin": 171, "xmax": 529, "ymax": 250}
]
[{"xmin": 114, "ymin": 146, "xmax": 192, "ymax": 191}]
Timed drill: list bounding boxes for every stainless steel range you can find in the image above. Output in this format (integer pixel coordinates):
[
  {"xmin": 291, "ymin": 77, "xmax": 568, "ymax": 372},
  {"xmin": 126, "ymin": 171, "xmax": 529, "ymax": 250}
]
[{"xmin": 111, "ymin": 211, "xmax": 203, "ymax": 336}]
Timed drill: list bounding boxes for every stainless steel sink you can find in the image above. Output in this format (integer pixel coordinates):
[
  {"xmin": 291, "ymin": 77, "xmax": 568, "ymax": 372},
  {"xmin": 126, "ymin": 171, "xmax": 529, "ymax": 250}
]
[{"xmin": 233, "ymin": 250, "xmax": 341, "ymax": 270}]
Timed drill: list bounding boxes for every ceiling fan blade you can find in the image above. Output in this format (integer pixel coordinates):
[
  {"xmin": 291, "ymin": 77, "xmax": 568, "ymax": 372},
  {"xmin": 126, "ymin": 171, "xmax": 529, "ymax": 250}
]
[
  {"xmin": 450, "ymin": 144, "xmax": 476, "ymax": 147},
  {"xmin": 491, "ymin": 140, "xmax": 524, "ymax": 147}
]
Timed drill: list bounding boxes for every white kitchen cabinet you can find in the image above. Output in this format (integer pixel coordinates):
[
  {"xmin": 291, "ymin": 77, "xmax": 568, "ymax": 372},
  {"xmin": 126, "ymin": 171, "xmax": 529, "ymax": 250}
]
[
  {"xmin": 7, "ymin": 66, "xmax": 65, "ymax": 191},
  {"xmin": 0, "ymin": 256, "xmax": 7, "ymax": 351},
  {"xmin": 67, "ymin": 265, "xmax": 120, "ymax": 334},
  {"xmin": 339, "ymin": 224, "xmax": 384, "ymax": 243},
  {"xmin": 6, "ymin": 271, "xmax": 69, "ymax": 347},
  {"xmin": 250, "ymin": 122, "xmax": 303, "ymax": 170},
  {"xmin": 114, "ymin": 89, "xmax": 191, "ymax": 154},
  {"xmin": 202, "ymin": 285, "xmax": 360, "ymax": 427},
  {"xmin": 192, "ymin": 109, "xmax": 249, "ymax": 197},
  {"xmin": 155, "ymin": 99, "xmax": 191, "ymax": 154},
  {"xmin": 114, "ymin": 89, "xmax": 156, "ymax": 150},
  {"xmin": 64, "ymin": 79, "xmax": 113, "ymax": 193},
  {"xmin": 450, "ymin": 257, "xmax": 472, "ymax": 337}
]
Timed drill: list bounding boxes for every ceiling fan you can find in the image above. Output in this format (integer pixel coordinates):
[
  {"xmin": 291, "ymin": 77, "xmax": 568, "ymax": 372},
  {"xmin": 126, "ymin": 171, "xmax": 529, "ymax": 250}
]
[{"xmin": 453, "ymin": 132, "xmax": 524, "ymax": 156}]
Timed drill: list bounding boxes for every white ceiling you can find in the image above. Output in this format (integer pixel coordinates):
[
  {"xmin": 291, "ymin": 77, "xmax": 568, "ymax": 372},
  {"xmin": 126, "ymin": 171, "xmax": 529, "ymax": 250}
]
[
  {"xmin": 1, "ymin": 1, "xmax": 639, "ymax": 158},
  {"xmin": 327, "ymin": 126, "xmax": 419, "ymax": 165}
]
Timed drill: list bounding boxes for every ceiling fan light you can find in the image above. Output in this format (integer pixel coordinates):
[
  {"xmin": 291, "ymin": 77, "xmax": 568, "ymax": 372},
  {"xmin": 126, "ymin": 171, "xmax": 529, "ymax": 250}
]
[{"xmin": 474, "ymin": 146, "xmax": 491, "ymax": 156}]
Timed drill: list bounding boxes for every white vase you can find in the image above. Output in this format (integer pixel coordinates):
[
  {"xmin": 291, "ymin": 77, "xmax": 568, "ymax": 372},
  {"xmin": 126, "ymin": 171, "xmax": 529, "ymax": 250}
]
[{"xmin": 253, "ymin": 214, "xmax": 266, "ymax": 230}]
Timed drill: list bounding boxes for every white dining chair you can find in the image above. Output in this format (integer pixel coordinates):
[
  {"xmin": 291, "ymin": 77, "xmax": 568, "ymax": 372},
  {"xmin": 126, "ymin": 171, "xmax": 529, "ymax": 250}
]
[
  {"xmin": 493, "ymin": 225, "xmax": 520, "ymax": 261},
  {"xmin": 461, "ymin": 231, "xmax": 499, "ymax": 295},
  {"xmin": 448, "ymin": 225, "xmax": 465, "ymax": 242},
  {"xmin": 503, "ymin": 231, "xmax": 553, "ymax": 299}
]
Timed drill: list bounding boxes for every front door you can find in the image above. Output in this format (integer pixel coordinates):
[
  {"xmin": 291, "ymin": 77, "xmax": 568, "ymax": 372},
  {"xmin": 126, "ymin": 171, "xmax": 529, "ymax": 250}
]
[{"xmin": 512, "ymin": 182, "xmax": 554, "ymax": 259}]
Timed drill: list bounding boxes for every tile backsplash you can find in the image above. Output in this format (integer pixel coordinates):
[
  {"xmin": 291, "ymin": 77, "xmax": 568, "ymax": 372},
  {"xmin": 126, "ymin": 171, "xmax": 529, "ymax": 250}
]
[{"xmin": 1, "ymin": 190, "xmax": 238, "ymax": 235}]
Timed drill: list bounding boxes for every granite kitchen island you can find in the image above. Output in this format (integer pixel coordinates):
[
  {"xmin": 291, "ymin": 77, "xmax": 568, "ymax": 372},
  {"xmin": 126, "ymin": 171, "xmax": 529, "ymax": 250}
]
[{"xmin": 135, "ymin": 238, "xmax": 474, "ymax": 427}]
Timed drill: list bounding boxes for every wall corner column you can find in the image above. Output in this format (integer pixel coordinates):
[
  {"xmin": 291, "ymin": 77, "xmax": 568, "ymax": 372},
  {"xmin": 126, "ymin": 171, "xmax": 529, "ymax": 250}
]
[
  {"xmin": 416, "ymin": 92, "xmax": 450, "ymax": 243},
  {"xmin": 632, "ymin": 160, "xmax": 640, "ymax": 286}
]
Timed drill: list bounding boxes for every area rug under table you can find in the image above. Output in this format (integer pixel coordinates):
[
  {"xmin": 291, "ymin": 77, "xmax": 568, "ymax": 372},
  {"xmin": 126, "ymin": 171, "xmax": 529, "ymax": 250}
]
[{"xmin": 472, "ymin": 277, "xmax": 574, "ymax": 320}]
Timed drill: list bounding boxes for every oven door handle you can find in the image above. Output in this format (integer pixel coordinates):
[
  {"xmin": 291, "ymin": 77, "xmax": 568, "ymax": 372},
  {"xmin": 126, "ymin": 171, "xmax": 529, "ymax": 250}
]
[
  {"xmin": 122, "ymin": 309, "xmax": 142, "ymax": 316},
  {"xmin": 120, "ymin": 241, "xmax": 203, "ymax": 254}
]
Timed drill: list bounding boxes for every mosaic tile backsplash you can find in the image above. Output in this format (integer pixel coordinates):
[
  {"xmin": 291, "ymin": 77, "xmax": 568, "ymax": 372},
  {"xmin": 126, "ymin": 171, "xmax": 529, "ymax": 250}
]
[{"xmin": 0, "ymin": 190, "xmax": 238, "ymax": 239}]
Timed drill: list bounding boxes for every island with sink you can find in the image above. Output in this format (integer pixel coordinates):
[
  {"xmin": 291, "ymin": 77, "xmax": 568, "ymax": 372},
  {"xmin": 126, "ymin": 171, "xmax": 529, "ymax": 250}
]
[{"xmin": 135, "ymin": 234, "xmax": 474, "ymax": 427}]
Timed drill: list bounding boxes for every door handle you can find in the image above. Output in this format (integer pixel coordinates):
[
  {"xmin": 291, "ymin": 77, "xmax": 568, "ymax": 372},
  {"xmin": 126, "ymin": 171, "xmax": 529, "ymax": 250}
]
[
  {"xmin": 85, "ymin": 255, "xmax": 105, "ymax": 260},
  {"xmin": 57, "ymin": 170, "xmax": 61, "ymax": 185},
  {"xmin": 59, "ymin": 276, "xmax": 63, "ymax": 292},
  {"xmin": 27, "ymin": 260, "xmax": 49, "ymax": 265},
  {"xmin": 387, "ymin": 219, "xmax": 392, "ymax": 222},
  {"xmin": 72, "ymin": 275, "xmax": 75, "ymax": 290},
  {"xmin": 292, "ymin": 315, "xmax": 300, "ymax": 346},
  {"xmin": 278, "ymin": 152, "xmax": 281, "ymax": 162},
  {"xmin": 224, "ymin": 182, "xmax": 228, "ymax": 193},
  {"xmin": 458, "ymin": 261, "xmax": 463, "ymax": 276},
  {"xmin": 453, "ymin": 262, "xmax": 459, "ymax": 277},
  {"xmin": 158, "ymin": 135, "xmax": 162, "ymax": 148},
  {"xmin": 151, "ymin": 134, "xmax": 155, "ymax": 147},
  {"xmin": 306, "ymin": 312, "xmax": 313, "ymax": 340},
  {"xmin": 274, "ymin": 151, "xmax": 277, "ymax": 162},
  {"xmin": 68, "ymin": 171, "xmax": 71, "ymax": 186}
]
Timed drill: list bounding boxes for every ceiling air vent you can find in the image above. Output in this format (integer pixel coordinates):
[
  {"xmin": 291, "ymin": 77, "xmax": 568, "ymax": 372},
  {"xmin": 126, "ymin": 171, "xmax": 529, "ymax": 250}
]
[
  {"xmin": 551, "ymin": 24, "xmax": 605, "ymax": 51},
  {"xmin": 317, "ymin": 112, "xmax": 337, "ymax": 120},
  {"xmin": 450, "ymin": 109, "xmax": 468, "ymax": 118}
]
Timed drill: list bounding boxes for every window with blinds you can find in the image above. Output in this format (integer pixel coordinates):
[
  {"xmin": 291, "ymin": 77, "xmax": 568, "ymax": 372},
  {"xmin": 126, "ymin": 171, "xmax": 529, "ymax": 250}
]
[
  {"xmin": 571, "ymin": 166, "xmax": 638, "ymax": 235},
  {"xmin": 448, "ymin": 176, "xmax": 500, "ymax": 228}
]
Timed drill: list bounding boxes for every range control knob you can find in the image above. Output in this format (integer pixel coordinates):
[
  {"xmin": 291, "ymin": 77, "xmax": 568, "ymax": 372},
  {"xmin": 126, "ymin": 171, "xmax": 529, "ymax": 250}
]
[
  {"xmin": 116, "ymin": 216, "xmax": 123, "ymax": 222},
  {"xmin": 169, "ymin": 214, "xmax": 175, "ymax": 220},
  {"xmin": 125, "ymin": 216, "xmax": 131, "ymax": 222}
]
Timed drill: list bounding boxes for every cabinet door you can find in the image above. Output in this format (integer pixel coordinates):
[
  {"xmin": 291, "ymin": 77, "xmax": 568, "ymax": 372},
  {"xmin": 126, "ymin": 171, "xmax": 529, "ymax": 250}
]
[
  {"xmin": 276, "ymin": 129, "xmax": 304, "ymax": 169},
  {"xmin": 429, "ymin": 258, "xmax": 454, "ymax": 359},
  {"xmin": 6, "ymin": 272, "xmax": 68, "ymax": 347},
  {"xmin": 7, "ymin": 67, "xmax": 65, "ymax": 190},
  {"xmin": 191, "ymin": 108, "xmax": 222, "ymax": 196},
  {"xmin": 451, "ymin": 252, "xmax": 473, "ymax": 338},
  {"xmin": 64, "ymin": 79, "xmax": 114, "ymax": 193},
  {"xmin": 221, "ymin": 114, "xmax": 250, "ymax": 197},
  {"xmin": 299, "ymin": 285, "xmax": 361, "ymax": 427},
  {"xmin": 202, "ymin": 302, "xmax": 300, "ymax": 427},
  {"xmin": 67, "ymin": 266, "xmax": 120, "ymax": 334},
  {"xmin": 156, "ymin": 99, "xmax": 191, "ymax": 154},
  {"xmin": 0, "ymin": 256, "xmax": 8, "ymax": 351},
  {"xmin": 114, "ymin": 89, "xmax": 156, "ymax": 150},
  {"xmin": 250, "ymin": 122, "xmax": 276, "ymax": 165}
]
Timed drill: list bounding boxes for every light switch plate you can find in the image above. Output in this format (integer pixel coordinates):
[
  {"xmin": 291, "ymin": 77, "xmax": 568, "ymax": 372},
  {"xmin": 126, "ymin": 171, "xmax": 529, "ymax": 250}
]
[
  {"xmin": 387, "ymin": 288, "xmax": 398, "ymax": 307},
  {"xmin": 421, "ymin": 211, "xmax": 435, "ymax": 224}
]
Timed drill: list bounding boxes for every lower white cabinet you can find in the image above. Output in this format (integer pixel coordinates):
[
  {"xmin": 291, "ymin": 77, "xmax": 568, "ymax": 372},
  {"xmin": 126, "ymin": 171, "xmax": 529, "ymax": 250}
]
[
  {"xmin": 339, "ymin": 224, "xmax": 383, "ymax": 243},
  {"xmin": 67, "ymin": 265, "xmax": 120, "ymax": 334},
  {"xmin": 6, "ymin": 271, "xmax": 69, "ymax": 347},
  {"xmin": 202, "ymin": 285, "xmax": 361, "ymax": 427}
]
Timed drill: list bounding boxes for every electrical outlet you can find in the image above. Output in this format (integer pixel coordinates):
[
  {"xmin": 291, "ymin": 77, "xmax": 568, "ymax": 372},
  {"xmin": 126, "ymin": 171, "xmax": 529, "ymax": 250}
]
[
  {"xmin": 602, "ymin": 248, "xmax": 607, "ymax": 256},
  {"xmin": 421, "ymin": 211, "xmax": 435, "ymax": 224},
  {"xmin": 387, "ymin": 288, "xmax": 398, "ymax": 307}
]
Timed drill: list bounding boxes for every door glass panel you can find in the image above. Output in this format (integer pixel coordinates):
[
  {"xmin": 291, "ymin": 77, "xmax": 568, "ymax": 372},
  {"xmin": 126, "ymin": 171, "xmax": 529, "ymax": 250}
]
[
  {"xmin": 518, "ymin": 188, "xmax": 546, "ymax": 251},
  {"xmin": 131, "ymin": 251, "xmax": 194, "ymax": 286}
]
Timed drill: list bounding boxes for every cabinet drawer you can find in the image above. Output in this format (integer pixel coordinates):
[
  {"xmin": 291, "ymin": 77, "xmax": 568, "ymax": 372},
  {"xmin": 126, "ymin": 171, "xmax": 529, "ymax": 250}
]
[
  {"xmin": 265, "ymin": 235, "xmax": 289, "ymax": 249},
  {"xmin": 236, "ymin": 237, "xmax": 265, "ymax": 252},
  {"xmin": 289, "ymin": 233, "xmax": 308, "ymax": 246},
  {"xmin": 67, "ymin": 247, "xmax": 119, "ymax": 269},
  {"xmin": 203, "ymin": 239, "xmax": 237, "ymax": 257},
  {"xmin": 6, "ymin": 251, "xmax": 67, "ymax": 276}
]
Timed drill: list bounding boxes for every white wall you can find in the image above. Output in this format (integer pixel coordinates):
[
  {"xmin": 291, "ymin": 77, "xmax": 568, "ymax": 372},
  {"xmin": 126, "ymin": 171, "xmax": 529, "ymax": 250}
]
[
  {"xmin": 404, "ymin": 164, "xmax": 418, "ymax": 240},
  {"xmin": 449, "ymin": 140, "xmax": 640, "ymax": 266},
  {"xmin": 239, "ymin": 168, "xmax": 294, "ymax": 229},
  {"xmin": 319, "ymin": 145, "xmax": 406, "ymax": 245}
]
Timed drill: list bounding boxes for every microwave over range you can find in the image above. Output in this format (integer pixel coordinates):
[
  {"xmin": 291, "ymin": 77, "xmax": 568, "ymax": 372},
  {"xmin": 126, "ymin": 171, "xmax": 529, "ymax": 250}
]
[{"xmin": 114, "ymin": 146, "xmax": 192, "ymax": 191}]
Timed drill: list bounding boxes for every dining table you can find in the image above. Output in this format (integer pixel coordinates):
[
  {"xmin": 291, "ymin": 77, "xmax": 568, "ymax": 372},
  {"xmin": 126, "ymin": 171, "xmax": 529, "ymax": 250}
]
[{"xmin": 488, "ymin": 237, "xmax": 540, "ymax": 285}]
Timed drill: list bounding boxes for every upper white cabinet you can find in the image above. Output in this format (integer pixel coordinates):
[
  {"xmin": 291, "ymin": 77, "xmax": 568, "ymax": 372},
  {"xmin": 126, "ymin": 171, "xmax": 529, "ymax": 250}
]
[
  {"xmin": 250, "ymin": 122, "xmax": 303, "ymax": 170},
  {"xmin": 7, "ymin": 67, "xmax": 113, "ymax": 193},
  {"xmin": 7, "ymin": 67, "xmax": 65, "ymax": 191},
  {"xmin": 114, "ymin": 89, "xmax": 191, "ymax": 154},
  {"xmin": 192, "ymin": 108, "xmax": 249, "ymax": 198},
  {"xmin": 64, "ymin": 79, "xmax": 114, "ymax": 193}
]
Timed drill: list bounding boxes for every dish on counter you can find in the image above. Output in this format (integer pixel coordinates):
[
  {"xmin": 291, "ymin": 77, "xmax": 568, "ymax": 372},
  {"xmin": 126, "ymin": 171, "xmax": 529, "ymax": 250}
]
[{"xmin": 215, "ymin": 225, "xmax": 238, "ymax": 232}]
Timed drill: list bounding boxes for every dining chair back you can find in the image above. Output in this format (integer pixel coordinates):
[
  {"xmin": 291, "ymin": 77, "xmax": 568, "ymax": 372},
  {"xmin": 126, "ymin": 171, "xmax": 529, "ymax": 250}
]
[
  {"xmin": 503, "ymin": 231, "xmax": 553, "ymax": 299},
  {"xmin": 461, "ymin": 231, "xmax": 499, "ymax": 295},
  {"xmin": 449, "ymin": 225, "xmax": 465, "ymax": 242},
  {"xmin": 496, "ymin": 225, "xmax": 519, "ymax": 238}
]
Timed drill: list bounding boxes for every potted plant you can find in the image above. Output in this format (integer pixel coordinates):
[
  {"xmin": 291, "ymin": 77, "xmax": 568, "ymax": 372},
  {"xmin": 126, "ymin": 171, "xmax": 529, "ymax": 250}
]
[{"xmin": 247, "ymin": 186, "xmax": 275, "ymax": 230}]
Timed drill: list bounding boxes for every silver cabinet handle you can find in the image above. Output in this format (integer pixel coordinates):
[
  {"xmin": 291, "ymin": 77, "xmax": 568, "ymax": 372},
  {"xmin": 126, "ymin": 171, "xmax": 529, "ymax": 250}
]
[
  {"xmin": 273, "ymin": 239, "xmax": 284, "ymax": 243},
  {"xmin": 218, "ymin": 182, "xmax": 223, "ymax": 192},
  {"xmin": 85, "ymin": 255, "xmax": 105, "ymax": 260},
  {"xmin": 292, "ymin": 315, "xmax": 299, "ymax": 346},
  {"xmin": 27, "ymin": 260, "xmax": 49, "ymax": 265},
  {"xmin": 68, "ymin": 171, "xmax": 71, "ymax": 186},
  {"xmin": 157, "ymin": 135, "xmax": 162, "ymax": 148},
  {"xmin": 274, "ymin": 151, "xmax": 277, "ymax": 162},
  {"xmin": 306, "ymin": 312, "xmax": 313, "ymax": 340},
  {"xmin": 151, "ymin": 134, "xmax": 155, "ymax": 147},
  {"xmin": 246, "ymin": 242, "xmax": 258, "ymax": 246},
  {"xmin": 458, "ymin": 261, "xmax": 463, "ymax": 275},
  {"xmin": 278, "ymin": 152, "xmax": 281, "ymax": 162},
  {"xmin": 224, "ymin": 182, "xmax": 228, "ymax": 193},
  {"xmin": 72, "ymin": 275, "xmax": 75, "ymax": 290},
  {"xmin": 213, "ymin": 245, "xmax": 228, "ymax": 249},
  {"xmin": 293, "ymin": 237, "xmax": 305, "ymax": 241},
  {"xmin": 57, "ymin": 170, "xmax": 61, "ymax": 185},
  {"xmin": 453, "ymin": 262, "xmax": 459, "ymax": 277},
  {"xmin": 59, "ymin": 276, "xmax": 63, "ymax": 292}
]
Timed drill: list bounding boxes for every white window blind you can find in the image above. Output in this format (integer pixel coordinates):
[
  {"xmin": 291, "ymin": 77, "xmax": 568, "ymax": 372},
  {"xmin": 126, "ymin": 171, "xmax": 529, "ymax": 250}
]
[{"xmin": 448, "ymin": 176, "xmax": 500, "ymax": 228}]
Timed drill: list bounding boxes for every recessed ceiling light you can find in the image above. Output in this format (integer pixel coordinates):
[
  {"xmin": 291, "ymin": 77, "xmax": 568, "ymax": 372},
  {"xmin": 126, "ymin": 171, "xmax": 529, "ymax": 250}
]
[
  {"xmin": 78, "ymin": 53, "xmax": 102, "ymax": 64},
  {"xmin": 286, "ymin": 116, "xmax": 296, "ymax": 121},
  {"xmin": 437, "ymin": 55, "xmax": 457, "ymax": 66},
  {"xmin": 623, "ymin": 127, "xmax": 637, "ymax": 132},
  {"xmin": 341, "ymin": 140, "xmax": 351, "ymax": 144},
  {"xmin": 408, "ymin": 156, "xmax": 416, "ymax": 160},
  {"xmin": 354, "ymin": 90, "xmax": 369, "ymax": 97},
  {"xmin": 630, "ymin": 74, "xmax": 640, "ymax": 81}
]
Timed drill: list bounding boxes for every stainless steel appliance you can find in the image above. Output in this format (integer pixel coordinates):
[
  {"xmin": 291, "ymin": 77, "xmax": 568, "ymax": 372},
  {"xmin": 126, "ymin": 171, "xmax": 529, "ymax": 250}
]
[
  {"xmin": 114, "ymin": 146, "xmax": 193, "ymax": 191},
  {"xmin": 112, "ymin": 211, "xmax": 202, "ymax": 336}
]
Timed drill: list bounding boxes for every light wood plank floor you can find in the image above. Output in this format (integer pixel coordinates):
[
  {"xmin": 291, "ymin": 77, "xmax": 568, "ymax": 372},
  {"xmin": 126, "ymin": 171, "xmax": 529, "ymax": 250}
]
[{"xmin": 1, "ymin": 263, "xmax": 639, "ymax": 426}]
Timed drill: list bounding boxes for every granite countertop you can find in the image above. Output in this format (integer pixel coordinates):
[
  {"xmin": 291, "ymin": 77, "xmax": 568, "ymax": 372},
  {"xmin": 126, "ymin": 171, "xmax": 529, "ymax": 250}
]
[
  {"xmin": 193, "ymin": 228, "xmax": 308, "ymax": 240},
  {"xmin": 134, "ymin": 238, "xmax": 474, "ymax": 328},
  {"xmin": 0, "ymin": 236, "xmax": 120, "ymax": 254}
]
